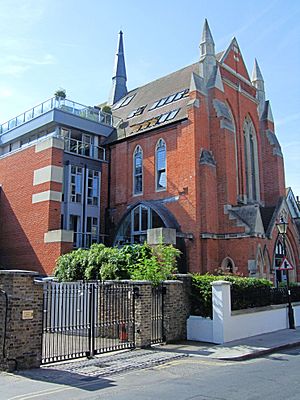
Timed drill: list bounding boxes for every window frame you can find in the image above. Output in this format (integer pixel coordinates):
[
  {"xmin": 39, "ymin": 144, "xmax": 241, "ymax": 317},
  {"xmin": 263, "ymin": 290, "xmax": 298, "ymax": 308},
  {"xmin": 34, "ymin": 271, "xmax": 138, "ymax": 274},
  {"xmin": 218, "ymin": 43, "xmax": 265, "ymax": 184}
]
[
  {"xmin": 155, "ymin": 139, "xmax": 167, "ymax": 191},
  {"xmin": 133, "ymin": 145, "xmax": 143, "ymax": 195}
]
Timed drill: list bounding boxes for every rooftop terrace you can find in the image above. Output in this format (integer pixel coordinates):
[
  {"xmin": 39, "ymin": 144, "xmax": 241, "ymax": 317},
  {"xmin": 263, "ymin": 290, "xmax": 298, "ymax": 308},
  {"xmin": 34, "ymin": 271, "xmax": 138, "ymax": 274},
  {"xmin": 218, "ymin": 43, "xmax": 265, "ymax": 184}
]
[{"xmin": 0, "ymin": 97, "xmax": 119, "ymax": 135}]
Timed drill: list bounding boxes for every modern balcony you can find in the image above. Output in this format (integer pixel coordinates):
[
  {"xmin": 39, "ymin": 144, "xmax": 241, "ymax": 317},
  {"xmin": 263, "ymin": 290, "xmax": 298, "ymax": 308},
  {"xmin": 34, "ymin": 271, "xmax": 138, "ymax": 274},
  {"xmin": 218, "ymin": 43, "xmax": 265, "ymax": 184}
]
[
  {"xmin": 63, "ymin": 136, "xmax": 106, "ymax": 162},
  {"xmin": 0, "ymin": 97, "xmax": 119, "ymax": 135}
]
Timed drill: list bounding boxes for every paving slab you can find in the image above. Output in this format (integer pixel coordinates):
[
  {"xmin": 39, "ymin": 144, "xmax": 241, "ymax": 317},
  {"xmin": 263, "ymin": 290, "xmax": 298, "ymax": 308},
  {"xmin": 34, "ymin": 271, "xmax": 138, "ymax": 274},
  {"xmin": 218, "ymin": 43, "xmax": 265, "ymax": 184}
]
[{"xmin": 158, "ymin": 328, "xmax": 300, "ymax": 360}]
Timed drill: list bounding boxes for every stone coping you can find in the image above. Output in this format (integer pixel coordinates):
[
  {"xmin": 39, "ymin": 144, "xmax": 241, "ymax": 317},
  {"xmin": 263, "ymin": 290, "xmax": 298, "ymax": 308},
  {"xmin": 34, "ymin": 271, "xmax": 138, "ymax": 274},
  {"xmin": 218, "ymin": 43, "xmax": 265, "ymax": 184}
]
[
  {"xmin": 0, "ymin": 269, "xmax": 39, "ymax": 276},
  {"xmin": 231, "ymin": 302, "xmax": 300, "ymax": 315}
]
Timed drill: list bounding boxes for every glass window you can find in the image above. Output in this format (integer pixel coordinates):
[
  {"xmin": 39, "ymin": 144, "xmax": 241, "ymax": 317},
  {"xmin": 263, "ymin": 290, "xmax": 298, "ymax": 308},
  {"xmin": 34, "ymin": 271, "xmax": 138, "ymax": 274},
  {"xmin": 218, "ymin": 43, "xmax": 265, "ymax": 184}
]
[
  {"xmin": 243, "ymin": 118, "xmax": 259, "ymax": 202},
  {"xmin": 149, "ymin": 100, "xmax": 160, "ymax": 111},
  {"xmin": 70, "ymin": 166, "xmax": 82, "ymax": 203},
  {"xmin": 133, "ymin": 145, "xmax": 143, "ymax": 195},
  {"xmin": 157, "ymin": 97, "xmax": 167, "ymax": 107},
  {"xmin": 156, "ymin": 139, "xmax": 167, "ymax": 190},
  {"xmin": 119, "ymin": 95, "xmax": 135, "ymax": 107},
  {"xmin": 114, "ymin": 205, "xmax": 167, "ymax": 246},
  {"xmin": 87, "ymin": 170, "xmax": 99, "ymax": 205},
  {"xmin": 166, "ymin": 109, "xmax": 179, "ymax": 121},
  {"xmin": 165, "ymin": 93, "xmax": 176, "ymax": 104},
  {"xmin": 158, "ymin": 113, "xmax": 169, "ymax": 123}
]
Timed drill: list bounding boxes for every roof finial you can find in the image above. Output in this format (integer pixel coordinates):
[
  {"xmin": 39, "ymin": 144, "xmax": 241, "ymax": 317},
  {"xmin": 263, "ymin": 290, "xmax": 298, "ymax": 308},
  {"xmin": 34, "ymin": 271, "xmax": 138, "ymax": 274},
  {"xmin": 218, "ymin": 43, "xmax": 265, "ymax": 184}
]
[
  {"xmin": 108, "ymin": 31, "xmax": 128, "ymax": 105},
  {"xmin": 199, "ymin": 19, "xmax": 216, "ymax": 85},
  {"xmin": 252, "ymin": 58, "xmax": 264, "ymax": 83},
  {"xmin": 200, "ymin": 19, "xmax": 215, "ymax": 58}
]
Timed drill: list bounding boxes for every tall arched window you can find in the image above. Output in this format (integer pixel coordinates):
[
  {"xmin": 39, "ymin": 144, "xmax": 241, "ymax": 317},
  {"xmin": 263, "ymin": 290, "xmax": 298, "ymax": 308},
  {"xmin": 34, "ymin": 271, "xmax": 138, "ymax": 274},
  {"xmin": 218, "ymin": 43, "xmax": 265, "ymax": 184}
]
[
  {"xmin": 133, "ymin": 145, "xmax": 143, "ymax": 195},
  {"xmin": 155, "ymin": 139, "xmax": 166, "ymax": 191},
  {"xmin": 243, "ymin": 117, "xmax": 260, "ymax": 202},
  {"xmin": 226, "ymin": 104, "xmax": 239, "ymax": 198}
]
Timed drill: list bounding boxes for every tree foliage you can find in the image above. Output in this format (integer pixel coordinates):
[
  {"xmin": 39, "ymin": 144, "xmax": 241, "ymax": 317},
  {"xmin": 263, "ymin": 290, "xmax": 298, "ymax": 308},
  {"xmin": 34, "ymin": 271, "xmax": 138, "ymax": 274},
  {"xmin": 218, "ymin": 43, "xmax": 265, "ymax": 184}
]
[{"xmin": 54, "ymin": 242, "xmax": 180, "ymax": 285}]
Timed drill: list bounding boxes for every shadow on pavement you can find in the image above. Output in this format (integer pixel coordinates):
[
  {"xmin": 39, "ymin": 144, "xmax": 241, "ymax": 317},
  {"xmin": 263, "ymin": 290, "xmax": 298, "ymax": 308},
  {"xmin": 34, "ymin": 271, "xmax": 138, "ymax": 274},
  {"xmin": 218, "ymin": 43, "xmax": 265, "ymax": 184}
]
[{"xmin": 15, "ymin": 367, "xmax": 116, "ymax": 392}]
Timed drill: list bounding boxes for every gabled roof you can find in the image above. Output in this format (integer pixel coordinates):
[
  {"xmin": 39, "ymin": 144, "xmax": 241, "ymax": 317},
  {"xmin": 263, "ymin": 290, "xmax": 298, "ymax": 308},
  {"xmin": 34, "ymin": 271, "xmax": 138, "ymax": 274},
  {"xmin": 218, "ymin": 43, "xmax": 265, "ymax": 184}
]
[
  {"xmin": 219, "ymin": 37, "xmax": 251, "ymax": 82},
  {"xmin": 107, "ymin": 62, "xmax": 199, "ymax": 143}
]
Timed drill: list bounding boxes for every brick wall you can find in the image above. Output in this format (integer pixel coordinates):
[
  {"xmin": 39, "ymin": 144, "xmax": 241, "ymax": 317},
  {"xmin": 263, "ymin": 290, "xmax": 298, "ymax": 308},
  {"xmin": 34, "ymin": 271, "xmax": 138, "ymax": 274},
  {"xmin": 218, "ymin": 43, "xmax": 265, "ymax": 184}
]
[
  {"xmin": 0, "ymin": 270, "xmax": 43, "ymax": 371},
  {"xmin": 0, "ymin": 140, "xmax": 71, "ymax": 275}
]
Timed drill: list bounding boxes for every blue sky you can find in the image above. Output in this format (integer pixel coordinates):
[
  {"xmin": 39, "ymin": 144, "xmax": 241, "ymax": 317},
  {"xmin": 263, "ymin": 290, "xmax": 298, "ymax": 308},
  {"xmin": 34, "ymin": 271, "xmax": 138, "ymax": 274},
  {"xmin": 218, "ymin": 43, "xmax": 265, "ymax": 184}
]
[{"xmin": 0, "ymin": 0, "xmax": 299, "ymax": 195}]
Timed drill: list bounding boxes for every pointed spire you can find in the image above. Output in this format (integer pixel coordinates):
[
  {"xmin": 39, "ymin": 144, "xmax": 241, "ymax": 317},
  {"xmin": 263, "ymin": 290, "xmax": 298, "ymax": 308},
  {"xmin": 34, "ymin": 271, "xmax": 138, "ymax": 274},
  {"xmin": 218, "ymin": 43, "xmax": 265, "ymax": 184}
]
[
  {"xmin": 199, "ymin": 19, "xmax": 216, "ymax": 84},
  {"xmin": 207, "ymin": 65, "xmax": 224, "ymax": 92},
  {"xmin": 200, "ymin": 19, "xmax": 215, "ymax": 59},
  {"xmin": 252, "ymin": 58, "xmax": 264, "ymax": 83},
  {"xmin": 189, "ymin": 72, "xmax": 205, "ymax": 94},
  {"xmin": 261, "ymin": 100, "xmax": 274, "ymax": 123},
  {"xmin": 108, "ymin": 31, "xmax": 128, "ymax": 105},
  {"xmin": 251, "ymin": 59, "xmax": 265, "ymax": 118}
]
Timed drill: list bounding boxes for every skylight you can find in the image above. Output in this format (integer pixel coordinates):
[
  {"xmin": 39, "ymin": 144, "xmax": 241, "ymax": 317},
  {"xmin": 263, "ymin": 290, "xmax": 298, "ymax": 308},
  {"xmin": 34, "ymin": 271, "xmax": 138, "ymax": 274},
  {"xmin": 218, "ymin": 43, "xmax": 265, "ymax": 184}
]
[
  {"xmin": 127, "ymin": 105, "xmax": 147, "ymax": 119},
  {"xmin": 114, "ymin": 94, "xmax": 135, "ymax": 109},
  {"xmin": 149, "ymin": 89, "xmax": 188, "ymax": 111},
  {"xmin": 130, "ymin": 108, "xmax": 180, "ymax": 134}
]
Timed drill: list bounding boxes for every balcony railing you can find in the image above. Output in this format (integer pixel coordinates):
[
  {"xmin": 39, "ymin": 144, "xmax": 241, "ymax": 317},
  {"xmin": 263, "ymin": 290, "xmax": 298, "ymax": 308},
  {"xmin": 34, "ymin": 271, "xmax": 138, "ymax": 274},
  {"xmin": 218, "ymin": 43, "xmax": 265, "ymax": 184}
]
[
  {"xmin": 0, "ymin": 97, "xmax": 120, "ymax": 135},
  {"xmin": 63, "ymin": 137, "xmax": 106, "ymax": 161},
  {"xmin": 73, "ymin": 232, "xmax": 104, "ymax": 249}
]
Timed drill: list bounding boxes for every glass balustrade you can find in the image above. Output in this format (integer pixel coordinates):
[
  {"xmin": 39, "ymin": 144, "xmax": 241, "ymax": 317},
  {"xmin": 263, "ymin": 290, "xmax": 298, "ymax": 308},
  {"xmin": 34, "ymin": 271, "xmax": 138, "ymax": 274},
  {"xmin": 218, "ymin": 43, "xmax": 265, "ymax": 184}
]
[{"xmin": 0, "ymin": 97, "xmax": 119, "ymax": 135}]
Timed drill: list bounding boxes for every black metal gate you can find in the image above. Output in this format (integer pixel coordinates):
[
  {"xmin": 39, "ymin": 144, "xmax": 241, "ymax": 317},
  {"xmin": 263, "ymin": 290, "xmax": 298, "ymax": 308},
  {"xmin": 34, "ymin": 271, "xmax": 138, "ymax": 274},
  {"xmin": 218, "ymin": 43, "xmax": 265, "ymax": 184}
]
[
  {"xmin": 151, "ymin": 285, "xmax": 165, "ymax": 344},
  {"xmin": 42, "ymin": 282, "xmax": 135, "ymax": 364}
]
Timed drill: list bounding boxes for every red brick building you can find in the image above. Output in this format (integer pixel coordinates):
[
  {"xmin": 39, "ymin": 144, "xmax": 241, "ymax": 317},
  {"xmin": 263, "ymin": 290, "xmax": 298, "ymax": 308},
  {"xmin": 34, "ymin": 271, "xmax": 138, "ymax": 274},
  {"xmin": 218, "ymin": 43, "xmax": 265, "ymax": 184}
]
[
  {"xmin": 106, "ymin": 21, "xmax": 300, "ymax": 284},
  {"xmin": 0, "ymin": 21, "xmax": 299, "ymax": 284}
]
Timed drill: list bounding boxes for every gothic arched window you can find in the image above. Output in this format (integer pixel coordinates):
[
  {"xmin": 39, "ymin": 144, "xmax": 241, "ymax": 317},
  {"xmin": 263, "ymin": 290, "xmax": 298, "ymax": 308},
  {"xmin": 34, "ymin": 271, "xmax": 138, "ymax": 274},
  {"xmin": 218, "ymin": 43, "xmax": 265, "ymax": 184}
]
[
  {"xmin": 133, "ymin": 145, "xmax": 143, "ymax": 195},
  {"xmin": 155, "ymin": 139, "xmax": 166, "ymax": 190},
  {"xmin": 243, "ymin": 118, "xmax": 260, "ymax": 202}
]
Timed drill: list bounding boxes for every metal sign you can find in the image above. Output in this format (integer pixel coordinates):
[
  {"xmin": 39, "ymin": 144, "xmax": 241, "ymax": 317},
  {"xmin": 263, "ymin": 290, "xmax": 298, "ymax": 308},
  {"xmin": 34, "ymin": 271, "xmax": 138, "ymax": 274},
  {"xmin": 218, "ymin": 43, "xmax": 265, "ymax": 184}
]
[{"xmin": 276, "ymin": 257, "xmax": 294, "ymax": 271}]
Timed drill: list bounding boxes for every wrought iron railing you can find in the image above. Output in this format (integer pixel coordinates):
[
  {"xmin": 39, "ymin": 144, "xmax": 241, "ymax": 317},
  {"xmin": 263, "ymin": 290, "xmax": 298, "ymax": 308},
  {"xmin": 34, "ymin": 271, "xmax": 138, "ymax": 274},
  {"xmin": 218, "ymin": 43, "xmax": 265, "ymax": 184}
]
[
  {"xmin": 231, "ymin": 286, "xmax": 300, "ymax": 311},
  {"xmin": 0, "ymin": 97, "xmax": 120, "ymax": 135}
]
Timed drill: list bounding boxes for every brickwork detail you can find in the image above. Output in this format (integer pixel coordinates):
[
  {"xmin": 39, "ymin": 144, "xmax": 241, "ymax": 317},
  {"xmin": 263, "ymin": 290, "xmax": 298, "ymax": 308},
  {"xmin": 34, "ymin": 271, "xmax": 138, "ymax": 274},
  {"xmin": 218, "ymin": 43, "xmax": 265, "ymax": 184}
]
[{"xmin": 0, "ymin": 270, "xmax": 43, "ymax": 371}]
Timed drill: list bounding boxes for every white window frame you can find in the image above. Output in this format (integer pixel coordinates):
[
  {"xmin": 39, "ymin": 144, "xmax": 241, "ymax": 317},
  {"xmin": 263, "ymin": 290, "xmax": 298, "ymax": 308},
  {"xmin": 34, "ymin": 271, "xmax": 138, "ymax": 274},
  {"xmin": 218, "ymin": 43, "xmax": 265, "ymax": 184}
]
[
  {"xmin": 133, "ymin": 145, "xmax": 143, "ymax": 195},
  {"xmin": 155, "ymin": 139, "xmax": 167, "ymax": 191}
]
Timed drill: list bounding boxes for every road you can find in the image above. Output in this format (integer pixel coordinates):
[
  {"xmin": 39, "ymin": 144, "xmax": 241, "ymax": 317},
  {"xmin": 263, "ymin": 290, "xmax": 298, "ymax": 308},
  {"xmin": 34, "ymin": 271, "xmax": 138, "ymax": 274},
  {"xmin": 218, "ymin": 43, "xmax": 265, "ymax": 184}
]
[{"xmin": 1, "ymin": 347, "xmax": 300, "ymax": 400}]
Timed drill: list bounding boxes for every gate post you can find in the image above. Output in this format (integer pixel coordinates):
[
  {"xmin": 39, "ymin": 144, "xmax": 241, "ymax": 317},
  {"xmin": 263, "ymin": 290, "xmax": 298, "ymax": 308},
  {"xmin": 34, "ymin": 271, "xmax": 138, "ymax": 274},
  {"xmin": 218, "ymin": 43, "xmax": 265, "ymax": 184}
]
[
  {"xmin": 133, "ymin": 282, "xmax": 152, "ymax": 348},
  {"xmin": 0, "ymin": 270, "xmax": 43, "ymax": 371}
]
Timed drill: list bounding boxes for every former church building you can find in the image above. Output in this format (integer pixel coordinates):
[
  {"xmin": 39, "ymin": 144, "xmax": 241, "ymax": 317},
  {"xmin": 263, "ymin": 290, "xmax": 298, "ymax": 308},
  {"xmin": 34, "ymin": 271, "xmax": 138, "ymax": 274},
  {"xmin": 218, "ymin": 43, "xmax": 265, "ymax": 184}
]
[{"xmin": 0, "ymin": 20, "xmax": 299, "ymax": 284}]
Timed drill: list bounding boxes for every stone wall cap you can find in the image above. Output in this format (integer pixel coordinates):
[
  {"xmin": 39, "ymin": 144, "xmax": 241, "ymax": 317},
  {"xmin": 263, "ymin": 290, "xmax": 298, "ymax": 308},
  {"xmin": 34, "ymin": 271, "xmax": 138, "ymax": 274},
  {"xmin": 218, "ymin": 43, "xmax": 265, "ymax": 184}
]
[
  {"xmin": 163, "ymin": 280, "xmax": 182, "ymax": 284},
  {"xmin": 0, "ymin": 269, "xmax": 39, "ymax": 276},
  {"xmin": 210, "ymin": 280, "xmax": 232, "ymax": 286}
]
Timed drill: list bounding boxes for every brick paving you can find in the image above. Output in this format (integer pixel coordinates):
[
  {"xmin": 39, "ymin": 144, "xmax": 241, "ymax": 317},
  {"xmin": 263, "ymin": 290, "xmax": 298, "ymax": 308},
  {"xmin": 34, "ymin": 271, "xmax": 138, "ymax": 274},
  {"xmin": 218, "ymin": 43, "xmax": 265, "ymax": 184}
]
[{"xmin": 41, "ymin": 349, "xmax": 188, "ymax": 378}]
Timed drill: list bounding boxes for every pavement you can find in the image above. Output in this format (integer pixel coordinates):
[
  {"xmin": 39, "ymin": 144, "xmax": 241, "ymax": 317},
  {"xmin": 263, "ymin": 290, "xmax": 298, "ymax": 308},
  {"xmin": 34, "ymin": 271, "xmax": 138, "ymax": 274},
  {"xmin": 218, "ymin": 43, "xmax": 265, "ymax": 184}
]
[{"xmin": 159, "ymin": 327, "xmax": 300, "ymax": 361}]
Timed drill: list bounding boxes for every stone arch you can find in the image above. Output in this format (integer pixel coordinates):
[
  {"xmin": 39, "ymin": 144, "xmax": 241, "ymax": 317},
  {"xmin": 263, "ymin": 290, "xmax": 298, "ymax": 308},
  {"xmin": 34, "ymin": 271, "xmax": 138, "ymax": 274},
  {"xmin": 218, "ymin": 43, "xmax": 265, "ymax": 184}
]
[
  {"xmin": 221, "ymin": 257, "xmax": 237, "ymax": 274},
  {"xmin": 113, "ymin": 201, "xmax": 187, "ymax": 272}
]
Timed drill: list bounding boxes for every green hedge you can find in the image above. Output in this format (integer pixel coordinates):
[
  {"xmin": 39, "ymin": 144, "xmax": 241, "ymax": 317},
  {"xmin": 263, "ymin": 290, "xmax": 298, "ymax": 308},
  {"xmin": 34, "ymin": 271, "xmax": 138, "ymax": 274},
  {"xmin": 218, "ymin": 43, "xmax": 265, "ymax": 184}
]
[
  {"xmin": 191, "ymin": 274, "xmax": 273, "ymax": 318},
  {"xmin": 54, "ymin": 242, "xmax": 180, "ymax": 285}
]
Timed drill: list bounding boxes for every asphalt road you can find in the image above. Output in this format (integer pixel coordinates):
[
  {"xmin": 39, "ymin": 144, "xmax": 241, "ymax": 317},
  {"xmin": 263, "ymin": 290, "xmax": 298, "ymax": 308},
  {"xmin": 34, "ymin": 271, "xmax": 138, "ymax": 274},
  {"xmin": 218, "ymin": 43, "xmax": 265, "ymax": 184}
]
[{"xmin": 1, "ymin": 347, "xmax": 300, "ymax": 400}]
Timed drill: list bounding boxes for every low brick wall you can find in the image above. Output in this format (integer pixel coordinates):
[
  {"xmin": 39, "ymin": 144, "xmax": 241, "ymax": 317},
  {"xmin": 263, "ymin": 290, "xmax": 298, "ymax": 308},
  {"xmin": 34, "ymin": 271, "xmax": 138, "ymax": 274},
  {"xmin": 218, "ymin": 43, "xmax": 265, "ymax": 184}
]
[
  {"xmin": 0, "ymin": 273, "xmax": 192, "ymax": 371},
  {"xmin": 0, "ymin": 270, "xmax": 43, "ymax": 371}
]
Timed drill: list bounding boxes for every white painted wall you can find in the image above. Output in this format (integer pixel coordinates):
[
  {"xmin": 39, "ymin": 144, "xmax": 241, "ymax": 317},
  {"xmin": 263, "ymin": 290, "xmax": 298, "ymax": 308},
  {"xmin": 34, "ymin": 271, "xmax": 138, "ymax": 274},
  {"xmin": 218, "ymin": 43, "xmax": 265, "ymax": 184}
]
[{"xmin": 187, "ymin": 280, "xmax": 300, "ymax": 344}]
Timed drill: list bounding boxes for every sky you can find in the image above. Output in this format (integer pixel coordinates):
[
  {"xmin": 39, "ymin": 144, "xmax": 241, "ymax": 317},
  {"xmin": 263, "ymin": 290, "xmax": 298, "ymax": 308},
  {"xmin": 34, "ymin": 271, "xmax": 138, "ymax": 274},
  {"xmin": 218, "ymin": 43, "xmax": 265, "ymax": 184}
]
[{"xmin": 0, "ymin": 0, "xmax": 299, "ymax": 195}]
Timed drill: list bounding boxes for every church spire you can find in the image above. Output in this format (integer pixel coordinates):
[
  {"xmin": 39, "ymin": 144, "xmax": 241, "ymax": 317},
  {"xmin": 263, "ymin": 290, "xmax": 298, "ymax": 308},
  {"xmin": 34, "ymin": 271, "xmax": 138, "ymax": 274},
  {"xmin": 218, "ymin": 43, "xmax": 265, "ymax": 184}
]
[
  {"xmin": 251, "ymin": 59, "xmax": 265, "ymax": 118},
  {"xmin": 108, "ymin": 31, "xmax": 128, "ymax": 105},
  {"xmin": 199, "ymin": 19, "xmax": 216, "ymax": 84},
  {"xmin": 200, "ymin": 19, "xmax": 215, "ymax": 58}
]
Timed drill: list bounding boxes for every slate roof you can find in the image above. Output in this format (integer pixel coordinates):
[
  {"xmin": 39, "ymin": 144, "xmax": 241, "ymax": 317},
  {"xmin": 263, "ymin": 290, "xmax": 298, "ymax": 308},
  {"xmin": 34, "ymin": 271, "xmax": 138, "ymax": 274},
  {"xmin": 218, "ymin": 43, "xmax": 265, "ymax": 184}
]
[
  {"xmin": 260, "ymin": 206, "xmax": 276, "ymax": 233},
  {"xmin": 106, "ymin": 62, "xmax": 200, "ymax": 143}
]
